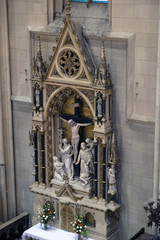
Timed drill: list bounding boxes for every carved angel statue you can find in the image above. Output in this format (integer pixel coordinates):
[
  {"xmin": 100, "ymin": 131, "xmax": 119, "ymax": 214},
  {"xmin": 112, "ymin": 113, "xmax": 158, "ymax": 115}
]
[
  {"xmin": 35, "ymin": 84, "xmax": 40, "ymax": 107},
  {"xmin": 53, "ymin": 156, "xmax": 65, "ymax": 182},
  {"xmin": 75, "ymin": 142, "xmax": 94, "ymax": 187},
  {"xmin": 107, "ymin": 165, "xmax": 117, "ymax": 196},
  {"xmin": 59, "ymin": 138, "xmax": 73, "ymax": 180},
  {"xmin": 29, "ymin": 131, "xmax": 34, "ymax": 146},
  {"xmin": 85, "ymin": 138, "xmax": 94, "ymax": 157},
  {"xmin": 97, "ymin": 94, "xmax": 103, "ymax": 117}
]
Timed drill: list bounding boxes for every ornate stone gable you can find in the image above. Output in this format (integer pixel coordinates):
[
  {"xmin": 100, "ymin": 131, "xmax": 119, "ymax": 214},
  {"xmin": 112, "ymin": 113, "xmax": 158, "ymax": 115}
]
[
  {"xmin": 46, "ymin": 15, "xmax": 95, "ymax": 85},
  {"xmin": 56, "ymin": 181, "xmax": 83, "ymax": 202}
]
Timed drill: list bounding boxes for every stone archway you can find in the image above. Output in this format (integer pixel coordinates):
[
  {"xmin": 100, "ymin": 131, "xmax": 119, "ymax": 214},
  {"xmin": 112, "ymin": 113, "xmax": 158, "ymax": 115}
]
[{"xmin": 45, "ymin": 87, "xmax": 94, "ymax": 183}]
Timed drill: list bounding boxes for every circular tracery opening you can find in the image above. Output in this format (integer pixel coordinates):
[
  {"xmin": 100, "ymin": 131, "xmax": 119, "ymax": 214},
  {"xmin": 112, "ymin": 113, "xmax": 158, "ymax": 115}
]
[{"xmin": 58, "ymin": 49, "xmax": 81, "ymax": 77}]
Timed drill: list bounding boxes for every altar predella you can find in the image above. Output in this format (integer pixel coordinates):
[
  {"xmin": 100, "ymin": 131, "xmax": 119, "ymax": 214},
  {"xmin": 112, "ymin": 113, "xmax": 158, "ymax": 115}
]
[{"xmin": 30, "ymin": 1, "xmax": 121, "ymax": 239}]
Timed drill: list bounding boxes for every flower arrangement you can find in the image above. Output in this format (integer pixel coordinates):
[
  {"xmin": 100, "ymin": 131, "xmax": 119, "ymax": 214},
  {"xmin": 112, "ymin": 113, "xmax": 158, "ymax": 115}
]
[
  {"xmin": 38, "ymin": 202, "xmax": 55, "ymax": 226},
  {"xmin": 71, "ymin": 214, "xmax": 88, "ymax": 239},
  {"xmin": 144, "ymin": 198, "xmax": 160, "ymax": 236}
]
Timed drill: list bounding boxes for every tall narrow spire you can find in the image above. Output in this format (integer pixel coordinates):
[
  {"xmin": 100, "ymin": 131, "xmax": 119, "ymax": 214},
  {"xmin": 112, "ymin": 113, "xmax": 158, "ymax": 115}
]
[
  {"xmin": 100, "ymin": 40, "xmax": 107, "ymax": 69},
  {"xmin": 36, "ymin": 36, "xmax": 43, "ymax": 64},
  {"xmin": 96, "ymin": 40, "xmax": 112, "ymax": 87},
  {"xmin": 32, "ymin": 36, "xmax": 47, "ymax": 79},
  {"xmin": 65, "ymin": 0, "xmax": 71, "ymax": 22},
  {"xmin": 98, "ymin": 40, "xmax": 107, "ymax": 85}
]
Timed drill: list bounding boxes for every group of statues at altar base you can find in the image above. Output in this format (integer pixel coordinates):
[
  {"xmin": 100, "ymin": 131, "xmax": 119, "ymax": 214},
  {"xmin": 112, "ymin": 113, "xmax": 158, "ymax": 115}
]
[
  {"xmin": 53, "ymin": 137, "xmax": 94, "ymax": 187},
  {"xmin": 53, "ymin": 117, "xmax": 117, "ymax": 195},
  {"xmin": 53, "ymin": 117, "xmax": 94, "ymax": 188}
]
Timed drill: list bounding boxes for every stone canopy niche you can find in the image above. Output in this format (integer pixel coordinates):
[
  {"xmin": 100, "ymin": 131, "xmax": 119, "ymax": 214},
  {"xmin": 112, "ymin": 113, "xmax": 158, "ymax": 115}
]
[{"xmin": 30, "ymin": 1, "xmax": 120, "ymax": 239}]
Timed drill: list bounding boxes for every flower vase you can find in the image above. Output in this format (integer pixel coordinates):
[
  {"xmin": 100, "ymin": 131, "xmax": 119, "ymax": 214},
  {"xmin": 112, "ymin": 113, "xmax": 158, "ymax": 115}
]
[
  {"xmin": 41, "ymin": 223, "xmax": 48, "ymax": 230},
  {"xmin": 78, "ymin": 234, "xmax": 82, "ymax": 240}
]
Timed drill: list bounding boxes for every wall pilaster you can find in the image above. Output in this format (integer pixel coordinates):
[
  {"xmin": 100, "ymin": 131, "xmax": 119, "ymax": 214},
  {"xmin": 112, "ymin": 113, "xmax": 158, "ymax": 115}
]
[{"xmin": 0, "ymin": 0, "xmax": 16, "ymax": 220}]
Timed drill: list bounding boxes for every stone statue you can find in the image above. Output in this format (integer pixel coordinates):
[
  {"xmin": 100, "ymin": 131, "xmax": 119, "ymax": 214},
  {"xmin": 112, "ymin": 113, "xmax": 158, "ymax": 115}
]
[
  {"xmin": 59, "ymin": 117, "xmax": 92, "ymax": 162},
  {"xmin": 107, "ymin": 165, "xmax": 117, "ymax": 195},
  {"xmin": 97, "ymin": 94, "xmax": 102, "ymax": 117},
  {"xmin": 35, "ymin": 84, "xmax": 40, "ymax": 107},
  {"xmin": 85, "ymin": 138, "xmax": 94, "ymax": 157},
  {"xmin": 53, "ymin": 156, "xmax": 65, "ymax": 182},
  {"xmin": 75, "ymin": 142, "xmax": 94, "ymax": 187},
  {"xmin": 59, "ymin": 138, "xmax": 73, "ymax": 180}
]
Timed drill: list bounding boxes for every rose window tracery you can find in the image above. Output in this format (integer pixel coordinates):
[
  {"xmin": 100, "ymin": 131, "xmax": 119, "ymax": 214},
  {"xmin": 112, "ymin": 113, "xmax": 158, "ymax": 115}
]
[{"xmin": 58, "ymin": 49, "xmax": 80, "ymax": 77}]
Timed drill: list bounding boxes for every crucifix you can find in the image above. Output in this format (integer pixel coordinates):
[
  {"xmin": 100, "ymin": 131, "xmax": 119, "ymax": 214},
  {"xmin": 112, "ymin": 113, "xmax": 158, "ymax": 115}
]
[{"xmin": 59, "ymin": 96, "xmax": 92, "ymax": 163}]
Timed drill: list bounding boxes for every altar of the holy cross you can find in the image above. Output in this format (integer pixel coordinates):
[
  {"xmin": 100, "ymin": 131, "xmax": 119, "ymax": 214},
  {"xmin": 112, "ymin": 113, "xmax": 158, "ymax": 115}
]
[{"xmin": 30, "ymin": 1, "xmax": 120, "ymax": 239}]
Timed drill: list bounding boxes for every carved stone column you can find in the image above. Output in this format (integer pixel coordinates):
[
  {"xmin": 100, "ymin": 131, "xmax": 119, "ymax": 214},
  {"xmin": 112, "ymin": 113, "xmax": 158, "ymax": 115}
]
[
  {"xmin": 0, "ymin": 0, "xmax": 16, "ymax": 220},
  {"xmin": 47, "ymin": 0, "xmax": 55, "ymax": 24},
  {"xmin": 0, "ymin": 77, "xmax": 8, "ymax": 222},
  {"xmin": 153, "ymin": 4, "xmax": 160, "ymax": 201}
]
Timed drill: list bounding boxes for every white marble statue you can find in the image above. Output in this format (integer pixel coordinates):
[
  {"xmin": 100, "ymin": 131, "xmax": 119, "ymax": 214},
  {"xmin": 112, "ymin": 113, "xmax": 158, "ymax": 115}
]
[
  {"xmin": 107, "ymin": 165, "xmax": 117, "ymax": 195},
  {"xmin": 59, "ymin": 138, "xmax": 73, "ymax": 180},
  {"xmin": 85, "ymin": 138, "xmax": 94, "ymax": 157},
  {"xmin": 59, "ymin": 117, "xmax": 92, "ymax": 162},
  {"xmin": 35, "ymin": 84, "xmax": 40, "ymax": 107},
  {"xmin": 53, "ymin": 156, "xmax": 65, "ymax": 182},
  {"xmin": 97, "ymin": 94, "xmax": 102, "ymax": 117},
  {"xmin": 75, "ymin": 142, "xmax": 94, "ymax": 186}
]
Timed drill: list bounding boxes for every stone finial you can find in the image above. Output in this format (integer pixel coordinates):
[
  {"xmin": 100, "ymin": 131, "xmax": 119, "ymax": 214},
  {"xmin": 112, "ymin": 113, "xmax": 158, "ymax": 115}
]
[
  {"xmin": 96, "ymin": 40, "xmax": 112, "ymax": 87},
  {"xmin": 32, "ymin": 36, "xmax": 47, "ymax": 79},
  {"xmin": 36, "ymin": 36, "xmax": 43, "ymax": 65},
  {"xmin": 108, "ymin": 133, "xmax": 119, "ymax": 165},
  {"xmin": 100, "ymin": 40, "xmax": 107, "ymax": 70},
  {"xmin": 112, "ymin": 132, "xmax": 115, "ymax": 145},
  {"xmin": 65, "ymin": 0, "xmax": 71, "ymax": 21}
]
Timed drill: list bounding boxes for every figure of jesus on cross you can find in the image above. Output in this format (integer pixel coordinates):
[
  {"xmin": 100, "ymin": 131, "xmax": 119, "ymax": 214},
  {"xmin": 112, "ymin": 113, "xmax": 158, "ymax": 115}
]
[{"xmin": 59, "ymin": 117, "xmax": 92, "ymax": 162}]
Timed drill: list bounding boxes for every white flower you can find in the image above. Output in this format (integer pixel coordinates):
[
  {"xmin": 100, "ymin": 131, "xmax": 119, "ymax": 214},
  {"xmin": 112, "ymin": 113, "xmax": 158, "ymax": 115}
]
[{"xmin": 79, "ymin": 230, "xmax": 81, "ymax": 232}]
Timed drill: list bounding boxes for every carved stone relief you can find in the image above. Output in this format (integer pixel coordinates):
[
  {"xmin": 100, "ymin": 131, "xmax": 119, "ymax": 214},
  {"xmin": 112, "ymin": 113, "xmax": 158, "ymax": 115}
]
[
  {"xmin": 58, "ymin": 49, "xmax": 81, "ymax": 77},
  {"xmin": 78, "ymin": 89, "xmax": 94, "ymax": 110},
  {"xmin": 63, "ymin": 33, "xmax": 73, "ymax": 46},
  {"xmin": 46, "ymin": 84, "xmax": 60, "ymax": 100}
]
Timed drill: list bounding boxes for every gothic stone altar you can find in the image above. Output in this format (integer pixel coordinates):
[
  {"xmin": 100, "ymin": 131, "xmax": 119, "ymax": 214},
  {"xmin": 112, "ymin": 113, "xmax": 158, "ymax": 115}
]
[{"xmin": 30, "ymin": 1, "xmax": 120, "ymax": 239}]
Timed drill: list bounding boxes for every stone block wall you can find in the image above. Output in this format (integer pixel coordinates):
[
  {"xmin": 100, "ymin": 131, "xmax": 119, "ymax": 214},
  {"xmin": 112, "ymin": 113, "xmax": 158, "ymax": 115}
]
[
  {"xmin": 8, "ymin": 0, "xmax": 48, "ymax": 99},
  {"xmin": 7, "ymin": 0, "xmax": 48, "ymax": 222},
  {"xmin": 112, "ymin": 0, "xmax": 159, "ymax": 122},
  {"xmin": 12, "ymin": 101, "xmax": 34, "ymax": 220},
  {"xmin": 108, "ymin": 39, "xmax": 154, "ymax": 239}
]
